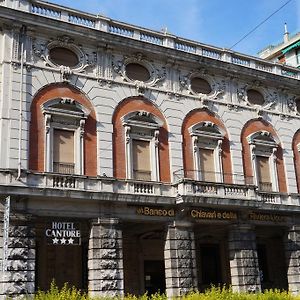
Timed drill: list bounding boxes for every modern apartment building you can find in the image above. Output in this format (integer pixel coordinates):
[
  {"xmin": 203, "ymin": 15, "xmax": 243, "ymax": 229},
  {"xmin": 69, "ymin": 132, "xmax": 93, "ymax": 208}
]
[
  {"xmin": 259, "ymin": 24, "xmax": 300, "ymax": 68},
  {"xmin": 0, "ymin": 1, "xmax": 300, "ymax": 298}
]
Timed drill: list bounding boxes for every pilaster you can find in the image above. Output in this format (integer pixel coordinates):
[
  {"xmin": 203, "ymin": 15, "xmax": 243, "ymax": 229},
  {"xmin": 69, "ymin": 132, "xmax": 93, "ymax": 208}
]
[
  {"xmin": 88, "ymin": 218, "xmax": 123, "ymax": 297},
  {"xmin": 164, "ymin": 221, "xmax": 197, "ymax": 297},
  {"xmin": 0, "ymin": 219, "xmax": 35, "ymax": 299},
  {"xmin": 284, "ymin": 225, "xmax": 300, "ymax": 294},
  {"xmin": 228, "ymin": 224, "xmax": 261, "ymax": 293}
]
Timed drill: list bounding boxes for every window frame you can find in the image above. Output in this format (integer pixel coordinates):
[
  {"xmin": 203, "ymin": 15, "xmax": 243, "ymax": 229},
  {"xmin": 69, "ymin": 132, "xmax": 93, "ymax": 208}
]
[
  {"xmin": 189, "ymin": 121, "xmax": 225, "ymax": 182},
  {"xmin": 247, "ymin": 130, "xmax": 279, "ymax": 192},
  {"xmin": 122, "ymin": 111, "xmax": 163, "ymax": 181},
  {"xmin": 42, "ymin": 98, "xmax": 90, "ymax": 175}
]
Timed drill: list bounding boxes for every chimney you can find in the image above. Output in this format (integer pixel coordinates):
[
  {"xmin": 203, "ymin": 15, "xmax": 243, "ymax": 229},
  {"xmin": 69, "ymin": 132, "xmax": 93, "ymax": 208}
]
[{"xmin": 284, "ymin": 22, "xmax": 289, "ymax": 43}]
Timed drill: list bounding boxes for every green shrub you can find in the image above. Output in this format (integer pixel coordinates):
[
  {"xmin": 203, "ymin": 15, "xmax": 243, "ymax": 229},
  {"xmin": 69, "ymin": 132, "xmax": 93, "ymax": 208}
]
[
  {"xmin": 32, "ymin": 283, "xmax": 300, "ymax": 300},
  {"xmin": 34, "ymin": 281, "xmax": 89, "ymax": 300}
]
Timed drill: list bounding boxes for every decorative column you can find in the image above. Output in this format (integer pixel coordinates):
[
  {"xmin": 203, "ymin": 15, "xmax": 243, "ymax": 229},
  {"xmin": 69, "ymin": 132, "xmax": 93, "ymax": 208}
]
[
  {"xmin": 0, "ymin": 220, "xmax": 35, "ymax": 299},
  {"xmin": 164, "ymin": 221, "xmax": 197, "ymax": 297},
  {"xmin": 88, "ymin": 218, "xmax": 123, "ymax": 298},
  {"xmin": 228, "ymin": 224, "xmax": 261, "ymax": 293},
  {"xmin": 284, "ymin": 225, "xmax": 300, "ymax": 294}
]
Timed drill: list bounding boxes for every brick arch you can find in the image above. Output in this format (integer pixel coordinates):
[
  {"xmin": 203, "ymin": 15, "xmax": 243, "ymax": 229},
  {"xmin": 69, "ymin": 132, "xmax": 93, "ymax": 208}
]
[
  {"xmin": 112, "ymin": 96, "xmax": 170, "ymax": 182},
  {"xmin": 29, "ymin": 83, "xmax": 97, "ymax": 176},
  {"xmin": 292, "ymin": 130, "xmax": 300, "ymax": 192},
  {"xmin": 182, "ymin": 108, "xmax": 233, "ymax": 182},
  {"xmin": 241, "ymin": 118, "xmax": 286, "ymax": 192}
]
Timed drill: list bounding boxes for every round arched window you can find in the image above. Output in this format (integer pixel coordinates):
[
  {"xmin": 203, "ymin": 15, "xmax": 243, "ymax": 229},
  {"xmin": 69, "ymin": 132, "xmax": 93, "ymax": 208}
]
[
  {"xmin": 190, "ymin": 77, "xmax": 212, "ymax": 94},
  {"xmin": 125, "ymin": 63, "xmax": 150, "ymax": 82},
  {"xmin": 247, "ymin": 89, "xmax": 265, "ymax": 106},
  {"xmin": 49, "ymin": 47, "xmax": 79, "ymax": 67}
]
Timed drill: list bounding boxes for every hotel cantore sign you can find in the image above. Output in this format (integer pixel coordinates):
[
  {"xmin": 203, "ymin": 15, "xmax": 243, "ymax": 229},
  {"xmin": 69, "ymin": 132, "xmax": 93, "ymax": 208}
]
[{"xmin": 45, "ymin": 222, "xmax": 81, "ymax": 245}]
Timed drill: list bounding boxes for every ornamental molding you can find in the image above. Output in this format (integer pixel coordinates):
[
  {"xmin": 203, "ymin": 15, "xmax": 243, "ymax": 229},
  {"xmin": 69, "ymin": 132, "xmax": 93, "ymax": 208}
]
[
  {"xmin": 179, "ymin": 70, "xmax": 226, "ymax": 100},
  {"xmin": 32, "ymin": 35, "xmax": 97, "ymax": 73},
  {"xmin": 112, "ymin": 52, "xmax": 166, "ymax": 87},
  {"xmin": 236, "ymin": 82, "xmax": 278, "ymax": 111}
]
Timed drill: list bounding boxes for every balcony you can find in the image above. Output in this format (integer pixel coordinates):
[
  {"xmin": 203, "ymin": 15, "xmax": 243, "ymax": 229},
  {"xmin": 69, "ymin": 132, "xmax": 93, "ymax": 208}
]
[
  {"xmin": 0, "ymin": 169, "xmax": 175, "ymax": 204},
  {"xmin": 173, "ymin": 169, "xmax": 295, "ymax": 206},
  {"xmin": 0, "ymin": 169, "xmax": 298, "ymax": 207}
]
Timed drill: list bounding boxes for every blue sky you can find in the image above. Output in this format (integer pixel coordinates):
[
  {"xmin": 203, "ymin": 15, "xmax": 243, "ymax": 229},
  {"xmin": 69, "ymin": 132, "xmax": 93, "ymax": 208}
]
[{"xmin": 48, "ymin": 0, "xmax": 299, "ymax": 56}]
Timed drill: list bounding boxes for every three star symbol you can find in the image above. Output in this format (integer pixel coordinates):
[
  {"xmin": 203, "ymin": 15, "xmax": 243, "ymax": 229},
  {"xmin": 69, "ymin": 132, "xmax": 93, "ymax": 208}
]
[{"xmin": 52, "ymin": 237, "xmax": 76, "ymax": 244}]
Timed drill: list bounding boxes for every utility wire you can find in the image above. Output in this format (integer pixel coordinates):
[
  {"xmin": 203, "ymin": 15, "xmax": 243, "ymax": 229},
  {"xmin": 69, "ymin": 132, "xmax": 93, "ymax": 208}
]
[{"xmin": 229, "ymin": 0, "xmax": 293, "ymax": 50}]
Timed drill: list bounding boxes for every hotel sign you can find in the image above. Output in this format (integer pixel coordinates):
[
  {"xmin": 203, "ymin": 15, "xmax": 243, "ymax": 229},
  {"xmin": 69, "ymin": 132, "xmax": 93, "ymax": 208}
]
[
  {"xmin": 191, "ymin": 208, "xmax": 238, "ymax": 220},
  {"xmin": 45, "ymin": 222, "xmax": 81, "ymax": 245}
]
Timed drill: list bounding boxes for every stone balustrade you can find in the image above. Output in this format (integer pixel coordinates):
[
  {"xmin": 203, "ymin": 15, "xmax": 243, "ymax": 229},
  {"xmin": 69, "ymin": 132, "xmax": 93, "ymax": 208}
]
[
  {"xmin": 2, "ymin": 0, "xmax": 299, "ymax": 81},
  {"xmin": 0, "ymin": 170, "xmax": 298, "ymax": 207},
  {"xmin": 176, "ymin": 179, "xmax": 300, "ymax": 206}
]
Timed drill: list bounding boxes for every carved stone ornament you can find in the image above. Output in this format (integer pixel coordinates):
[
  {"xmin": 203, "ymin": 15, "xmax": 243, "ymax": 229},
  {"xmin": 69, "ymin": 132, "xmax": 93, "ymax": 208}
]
[
  {"xmin": 263, "ymin": 91, "xmax": 278, "ymax": 110},
  {"xmin": 180, "ymin": 70, "xmax": 225, "ymax": 100},
  {"xmin": 112, "ymin": 53, "xmax": 166, "ymax": 87},
  {"xmin": 237, "ymin": 82, "xmax": 278, "ymax": 111},
  {"xmin": 287, "ymin": 95, "xmax": 297, "ymax": 113},
  {"xmin": 237, "ymin": 84, "xmax": 248, "ymax": 103},
  {"xmin": 32, "ymin": 35, "xmax": 97, "ymax": 72}
]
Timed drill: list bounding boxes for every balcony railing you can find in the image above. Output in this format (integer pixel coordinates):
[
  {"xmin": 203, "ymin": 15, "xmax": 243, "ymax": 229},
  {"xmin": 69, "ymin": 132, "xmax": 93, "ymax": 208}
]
[
  {"xmin": 3, "ymin": 0, "xmax": 299, "ymax": 81},
  {"xmin": 53, "ymin": 162, "xmax": 75, "ymax": 174},
  {"xmin": 0, "ymin": 169, "xmax": 297, "ymax": 206},
  {"xmin": 0, "ymin": 169, "xmax": 174, "ymax": 198},
  {"xmin": 173, "ymin": 169, "xmax": 254, "ymax": 185},
  {"xmin": 258, "ymin": 182, "xmax": 273, "ymax": 192}
]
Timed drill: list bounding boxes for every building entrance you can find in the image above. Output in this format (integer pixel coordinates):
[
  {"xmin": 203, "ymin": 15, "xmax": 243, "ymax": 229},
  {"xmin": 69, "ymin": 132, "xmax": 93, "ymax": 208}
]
[
  {"xmin": 200, "ymin": 244, "xmax": 222, "ymax": 287},
  {"xmin": 35, "ymin": 220, "xmax": 88, "ymax": 291},
  {"xmin": 195, "ymin": 225, "xmax": 231, "ymax": 291},
  {"xmin": 123, "ymin": 222, "xmax": 165, "ymax": 295},
  {"xmin": 144, "ymin": 260, "xmax": 166, "ymax": 295}
]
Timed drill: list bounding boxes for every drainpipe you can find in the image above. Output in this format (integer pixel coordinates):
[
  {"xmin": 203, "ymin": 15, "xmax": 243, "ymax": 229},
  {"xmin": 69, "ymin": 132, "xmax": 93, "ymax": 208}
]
[{"xmin": 16, "ymin": 25, "xmax": 26, "ymax": 180}]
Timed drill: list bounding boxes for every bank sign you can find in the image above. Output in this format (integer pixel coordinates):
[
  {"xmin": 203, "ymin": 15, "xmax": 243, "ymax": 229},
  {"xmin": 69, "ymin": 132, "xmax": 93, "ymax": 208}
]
[{"xmin": 45, "ymin": 222, "xmax": 81, "ymax": 245}]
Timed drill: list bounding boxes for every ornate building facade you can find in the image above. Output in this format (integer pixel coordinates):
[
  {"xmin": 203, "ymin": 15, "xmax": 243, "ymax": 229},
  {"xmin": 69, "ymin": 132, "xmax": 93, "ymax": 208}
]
[{"xmin": 0, "ymin": 1, "xmax": 300, "ymax": 298}]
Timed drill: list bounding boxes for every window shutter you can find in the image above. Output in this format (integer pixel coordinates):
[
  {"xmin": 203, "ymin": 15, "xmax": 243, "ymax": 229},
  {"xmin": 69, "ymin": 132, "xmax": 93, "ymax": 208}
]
[
  {"xmin": 132, "ymin": 140, "xmax": 151, "ymax": 180},
  {"xmin": 53, "ymin": 129, "xmax": 75, "ymax": 173},
  {"xmin": 199, "ymin": 148, "xmax": 215, "ymax": 182},
  {"xmin": 257, "ymin": 156, "xmax": 271, "ymax": 191}
]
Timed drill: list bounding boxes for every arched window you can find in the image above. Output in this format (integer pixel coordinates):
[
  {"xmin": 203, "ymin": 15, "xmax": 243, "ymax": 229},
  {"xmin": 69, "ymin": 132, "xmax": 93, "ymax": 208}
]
[
  {"xmin": 122, "ymin": 111, "xmax": 163, "ymax": 181},
  {"xmin": 189, "ymin": 121, "xmax": 225, "ymax": 182},
  {"xmin": 42, "ymin": 98, "xmax": 90, "ymax": 174},
  {"xmin": 247, "ymin": 131, "xmax": 279, "ymax": 192}
]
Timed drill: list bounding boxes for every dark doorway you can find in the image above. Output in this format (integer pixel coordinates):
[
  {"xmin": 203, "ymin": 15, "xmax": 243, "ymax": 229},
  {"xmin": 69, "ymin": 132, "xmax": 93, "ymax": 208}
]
[
  {"xmin": 35, "ymin": 221, "xmax": 88, "ymax": 291},
  {"xmin": 200, "ymin": 244, "xmax": 222, "ymax": 287},
  {"xmin": 144, "ymin": 260, "xmax": 166, "ymax": 295},
  {"xmin": 36, "ymin": 242, "xmax": 88, "ymax": 291},
  {"xmin": 257, "ymin": 244, "xmax": 269, "ymax": 290}
]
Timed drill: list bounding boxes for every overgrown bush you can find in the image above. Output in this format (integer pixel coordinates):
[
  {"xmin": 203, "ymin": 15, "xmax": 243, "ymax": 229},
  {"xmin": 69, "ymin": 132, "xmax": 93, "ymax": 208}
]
[
  {"xmin": 34, "ymin": 281, "xmax": 89, "ymax": 300},
  {"xmin": 31, "ymin": 283, "xmax": 300, "ymax": 300}
]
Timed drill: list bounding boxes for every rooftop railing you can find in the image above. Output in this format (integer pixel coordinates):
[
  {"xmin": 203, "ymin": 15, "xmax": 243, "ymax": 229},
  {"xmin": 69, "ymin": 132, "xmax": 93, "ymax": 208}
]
[{"xmin": 3, "ymin": 0, "xmax": 300, "ymax": 81}]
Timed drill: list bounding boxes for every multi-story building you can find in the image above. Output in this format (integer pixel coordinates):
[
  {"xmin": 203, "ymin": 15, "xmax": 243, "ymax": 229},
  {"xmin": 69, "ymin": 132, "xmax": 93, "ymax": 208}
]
[
  {"xmin": 0, "ymin": 1, "xmax": 300, "ymax": 299},
  {"xmin": 259, "ymin": 24, "xmax": 300, "ymax": 68}
]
